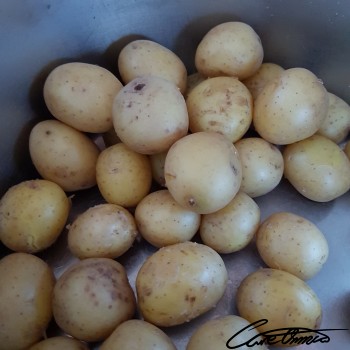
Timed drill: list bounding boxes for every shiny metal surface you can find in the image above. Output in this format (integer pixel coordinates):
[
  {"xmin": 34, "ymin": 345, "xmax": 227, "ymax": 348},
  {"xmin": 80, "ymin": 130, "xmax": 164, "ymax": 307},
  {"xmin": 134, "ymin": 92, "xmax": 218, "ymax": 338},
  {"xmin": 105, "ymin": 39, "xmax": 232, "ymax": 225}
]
[{"xmin": 1, "ymin": 1, "xmax": 350, "ymax": 349}]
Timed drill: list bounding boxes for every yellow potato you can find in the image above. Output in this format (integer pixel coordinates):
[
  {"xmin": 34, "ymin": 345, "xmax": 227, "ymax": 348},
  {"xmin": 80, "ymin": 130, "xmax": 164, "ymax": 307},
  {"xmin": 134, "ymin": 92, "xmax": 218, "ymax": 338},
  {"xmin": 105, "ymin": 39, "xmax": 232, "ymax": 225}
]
[
  {"xmin": 283, "ymin": 134, "xmax": 350, "ymax": 201},
  {"xmin": 200, "ymin": 191, "xmax": 260, "ymax": 254},
  {"xmin": 234, "ymin": 137, "xmax": 284, "ymax": 197},
  {"xmin": 150, "ymin": 151, "xmax": 168, "ymax": 187},
  {"xmin": 253, "ymin": 67, "xmax": 329, "ymax": 145},
  {"xmin": 68, "ymin": 203, "xmax": 138, "ymax": 259},
  {"xmin": 164, "ymin": 132, "xmax": 242, "ymax": 214},
  {"xmin": 29, "ymin": 119, "xmax": 100, "ymax": 192},
  {"xmin": 242, "ymin": 62, "xmax": 285, "ymax": 99},
  {"xmin": 112, "ymin": 75, "xmax": 188, "ymax": 155},
  {"xmin": 186, "ymin": 76, "xmax": 253, "ymax": 143},
  {"xmin": 52, "ymin": 258, "xmax": 136, "ymax": 342},
  {"xmin": 28, "ymin": 336, "xmax": 89, "ymax": 350},
  {"xmin": 136, "ymin": 241, "xmax": 228, "ymax": 327},
  {"xmin": 118, "ymin": 39, "xmax": 187, "ymax": 94},
  {"xmin": 0, "ymin": 179, "xmax": 70, "ymax": 253},
  {"xmin": 135, "ymin": 189, "xmax": 201, "ymax": 247},
  {"xmin": 100, "ymin": 319, "xmax": 177, "ymax": 350},
  {"xmin": 195, "ymin": 21, "xmax": 264, "ymax": 80},
  {"xmin": 256, "ymin": 212, "xmax": 329, "ymax": 280},
  {"xmin": 44, "ymin": 62, "xmax": 123, "ymax": 133},
  {"xmin": 236, "ymin": 268, "xmax": 322, "ymax": 347},
  {"xmin": 0, "ymin": 253, "xmax": 55, "ymax": 350},
  {"xmin": 317, "ymin": 92, "xmax": 350, "ymax": 143},
  {"xmin": 96, "ymin": 143, "xmax": 152, "ymax": 207}
]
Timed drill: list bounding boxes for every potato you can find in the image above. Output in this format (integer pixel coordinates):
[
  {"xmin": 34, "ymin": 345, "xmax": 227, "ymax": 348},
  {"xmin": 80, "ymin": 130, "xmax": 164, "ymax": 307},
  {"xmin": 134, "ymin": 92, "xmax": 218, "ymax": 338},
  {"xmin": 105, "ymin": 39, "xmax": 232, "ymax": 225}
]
[
  {"xmin": 0, "ymin": 179, "xmax": 70, "ymax": 253},
  {"xmin": 28, "ymin": 336, "xmax": 88, "ymax": 350},
  {"xmin": 186, "ymin": 76, "xmax": 253, "ymax": 143},
  {"xmin": 164, "ymin": 132, "xmax": 242, "ymax": 214},
  {"xmin": 135, "ymin": 189, "xmax": 201, "ymax": 248},
  {"xmin": 242, "ymin": 62, "xmax": 285, "ymax": 99},
  {"xmin": 96, "ymin": 143, "xmax": 152, "ymax": 207},
  {"xmin": 150, "ymin": 151, "xmax": 168, "ymax": 187},
  {"xmin": 317, "ymin": 92, "xmax": 350, "ymax": 143},
  {"xmin": 283, "ymin": 134, "xmax": 350, "ymax": 201},
  {"xmin": 185, "ymin": 72, "xmax": 206, "ymax": 98},
  {"xmin": 236, "ymin": 268, "xmax": 322, "ymax": 347},
  {"xmin": 0, "ymin": 253, "xmax": 55, "ymax": 350},
  {"xmin": 112, "ymin": 75, "xmax": 188, "ymax": 155},
  {"xmin": 195, "ymin": 21, "xmax": 263, "ymax": 80},
  {"xmin": 253, "ymin": 67, "xmax": 329, "ymax": 145},
  {"xmin": 234, "ymin": 137, "xmax": 284, "ymax": 197},
  {"xmin": 256, "ymin": 212, "xmax": 329, "ymax": 280},
  {"xmin": 200, "ymin": 191, "xmax": 260, "ymax": 254},
  {"xmin": 100, "ymin": 319, "xmax": 177, "ymax": 350},
  {"xmin": 118, "ymin": 39, "xmax": 187, "ymax": 94},
  {"xmin": 68, "ymin": 203, "xmax": 138, "ymax": 259},
  {"xmin": 52, "ymin": 258, "xmax": 136, "ymax": 342},
  {"xmin": 136, "ymin": 241, "xmax": 228, "ymax": 327},
  {"xmin": 44, "ymin": 62, "xmax": 123, "ymax": 133},
  {"xmin": 29, "ymin": 119, "xmax": 100, "ymax": 192},
  {"xmin": 186, "ymin": 315, "xmax": 268, "ymax": 350}
]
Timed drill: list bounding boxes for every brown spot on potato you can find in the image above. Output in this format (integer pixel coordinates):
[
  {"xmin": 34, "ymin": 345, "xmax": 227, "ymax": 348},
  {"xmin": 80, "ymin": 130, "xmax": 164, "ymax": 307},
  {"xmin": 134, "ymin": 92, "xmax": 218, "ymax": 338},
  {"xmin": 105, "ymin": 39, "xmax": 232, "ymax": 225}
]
[{"xmin": 134, "ymin": 83, "xmax": 146, "ymax": 91}]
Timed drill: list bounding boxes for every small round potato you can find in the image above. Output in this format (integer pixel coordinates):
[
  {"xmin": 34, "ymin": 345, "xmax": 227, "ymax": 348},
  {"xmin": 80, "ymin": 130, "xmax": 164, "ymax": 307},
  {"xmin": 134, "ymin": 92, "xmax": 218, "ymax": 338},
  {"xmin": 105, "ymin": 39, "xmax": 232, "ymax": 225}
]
[
  {"xmin": 195, "ymin": 21, "xmax": 264, "ymax": 80},
  {"xmin": 28, "ymin": 336, "xmax": 89, "ymax": 350},
  {"xmin": 283, "ymin": 134, "xmax": 350, "ymax": 202},
  {"xmin": 68, "ymin": 203, "xmax": 138, "ymax": 259},
  {"xmin": 236, "ymin": 268, "xmax": 322, "ymax": 347},
  {"xmin": 242, "ymin": 62, "xmax": 285, "ymax": 99},
  {"xmin": 0, "ymin": 179, "xmax": 70, "ymax": 253},
  {"xmin": 164, "ymin": 132, "xmax": 242, "ymax": 214},
  {"xmin": 317, "ymin": 92, "xmax": 350, "ymax": 143},
  {"xmin": 0, "ymin": 253, "xmax": 55, "ymax": 349},
  {"xmin": 200, "ymin": 191, "xmax": 260, "ymax": 254},
  {"xmin": 135, "ymin": 189, "xmax": 201, "ymax": 248},
  {"xmin": 256, "ymin": 212, "xmax": 329, "ymax": 280},
  {"xmin": 100, "ymin": 319, "xmax": 177, "ymax": 350},
  {"xmin": 44, "ymin": 62, "xmax": 123, "ymax": 133},
  {"xmin": 136, "ymin": 241, "xmax": 228, "ymax": 327},
  {"xmin": 52, "ymin": 258, "xmax": 136, "ymax": 342},
  {"xmin": 118, "ymin": 39, "xmax": 187, "ymax": 94},
  {"xmin": 150, "ymin": 151, "xmax": 168, "ymax": 187},
  {"xmin": 29, "ymin": 119, "xmax": 100, "ymax": 192},
  {"xmin": 186, "ymin": 76, "xmax": 253, "ymax": 143},
  {"xmin": 234, "ymin": 137, "xmax": 284, "ymax": 197},
  {"xmin": 113, "ymin": 75, "xmax": 189, "ymax": 155},
  {"xmin": 253, "ymin": 67, "xmax": 329, "ymax": 145},
  {"xmin": 186, "ymin": 315, "xmax": 268, "ymax": 350},
  {"xmin": 96, "ymin": 143, "xmax": 152, "ymax": 207}
]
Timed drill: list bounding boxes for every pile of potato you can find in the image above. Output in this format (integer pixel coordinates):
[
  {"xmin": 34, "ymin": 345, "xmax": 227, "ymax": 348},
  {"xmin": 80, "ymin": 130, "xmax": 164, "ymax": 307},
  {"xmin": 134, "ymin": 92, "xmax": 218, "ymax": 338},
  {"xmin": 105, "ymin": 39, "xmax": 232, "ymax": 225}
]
[{"xmin": 1, "ymin": 21, "xmax": 350, "ymax": 350}]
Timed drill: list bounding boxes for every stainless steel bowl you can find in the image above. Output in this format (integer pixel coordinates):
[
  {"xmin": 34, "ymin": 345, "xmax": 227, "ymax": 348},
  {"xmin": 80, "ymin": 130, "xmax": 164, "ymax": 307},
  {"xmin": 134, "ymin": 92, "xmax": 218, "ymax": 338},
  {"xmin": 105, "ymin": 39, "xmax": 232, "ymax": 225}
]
[{"xmin": 1, "ymin": 1, "xmax": 350, "ymax": 349}]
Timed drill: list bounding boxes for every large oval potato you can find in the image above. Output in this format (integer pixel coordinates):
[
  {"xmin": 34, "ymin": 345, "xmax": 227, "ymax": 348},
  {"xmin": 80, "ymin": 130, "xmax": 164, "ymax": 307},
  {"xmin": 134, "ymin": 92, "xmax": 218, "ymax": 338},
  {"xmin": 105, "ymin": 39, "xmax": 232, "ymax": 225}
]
[
  {"xmin": 195, "ymin": 21, "xmax": 263, "ymax": 80},
  {"xmin": 113, "ymin": 75, "xmax": 188, "ymax": 155},
  {"xmin": 136, "ymin": 241, "xmax": 228, "ymax": 327},
  {"xmin": 256, "ymin": 212, "xmax": 329, "ymax": 280},
  {"xmin": 118, "ymin": 39, "xmax": 187, "ymax": 94},
  {"xmin": 253, "ymin": 67, "xmax": 329, "ymax": 145},
  {"xmin": 100, "ymin": 319, "xmax": 177, "ymax": 350},
  {"xmin": 0, "ymin": 253, "xmax": 55, "ymax": 350},
  {"xmin": 283, "ymin": 134, "xmax": 350, "ymax": 201},
  {"xmin": 236, "ymin": 268, "xmax": 322, "ymax": 347},
  {"xmin": 186, "ymin": 76, "xmax": 253, "ymax": 143},
  {"xmin": 29, "ymin": 119, "xmax": 100, "ymax": 192},
  {"xmin": 164, "ymin": 132, "xmax": 242, "ymax": 214},
  {"xmin": 28, "ymin": 336, "xmax": 89, "ymax": 350},
  {"xmin": 44, "ymin": 62, "xmax": 123, "ymax": 133},
  {"xmin": 0, "ymin": 179, "xmax": 70, "ymax": 253},
  {"xmin": 52, "ymin": 258, "xmax": 136, "ymax": 342}
]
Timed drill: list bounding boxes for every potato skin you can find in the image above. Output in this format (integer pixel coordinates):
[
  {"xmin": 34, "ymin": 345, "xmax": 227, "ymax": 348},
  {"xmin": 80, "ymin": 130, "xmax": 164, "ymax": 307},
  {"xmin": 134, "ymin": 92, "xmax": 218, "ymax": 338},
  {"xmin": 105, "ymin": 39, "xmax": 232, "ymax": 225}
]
[
  {"xmin": 44, "ymin": 62, "xmax": 123, "ymax": 133},
  {"xmin": 0, "ymin": 179, "xmax": 70, "ymax": 253},
  {"xmin": 52, "ymin": 258, "xmax": 136, "ymax": 342},
  {"xmin": 29, "ymin": 119, "xmax": 100, "ymax": 192},
  {"xmin": 28, "ymin": 336, "xmax": 89, "ymax": 350},
  {"xmin": 136, "ymin": 241, "xmax": 228, "ymax": 327},
  {"xmin": 0, "ymin": 253, "xmax": 55, "ymax": 350},
  {"xmin": 100, "ymin": 319, "xmax": 177, "ymax": 350}
]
